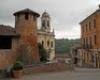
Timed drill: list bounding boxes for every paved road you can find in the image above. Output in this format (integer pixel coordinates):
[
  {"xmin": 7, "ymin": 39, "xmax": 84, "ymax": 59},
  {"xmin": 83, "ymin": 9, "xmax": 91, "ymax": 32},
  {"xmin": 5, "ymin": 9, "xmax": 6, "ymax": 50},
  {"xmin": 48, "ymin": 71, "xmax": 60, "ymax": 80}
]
[
  {"xmin": 71, "ymin": 68, "xmax": 100, "ymax": 80},
  {"xmin": 2, "ymin": 68, "xmax": 100, "ymax": 80}
]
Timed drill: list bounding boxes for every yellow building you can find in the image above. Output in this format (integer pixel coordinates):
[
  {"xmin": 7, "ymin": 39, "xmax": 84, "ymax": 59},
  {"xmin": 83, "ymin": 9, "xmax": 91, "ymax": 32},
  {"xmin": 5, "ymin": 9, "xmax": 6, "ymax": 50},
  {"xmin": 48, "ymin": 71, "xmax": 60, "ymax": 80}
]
[
  {"xmin": 37, "ymin": 12, "xmax": 55, "ymax": 61},
  {"xmin": 80, "ymin": 5, "xmax": 100, "ymax": 68}
]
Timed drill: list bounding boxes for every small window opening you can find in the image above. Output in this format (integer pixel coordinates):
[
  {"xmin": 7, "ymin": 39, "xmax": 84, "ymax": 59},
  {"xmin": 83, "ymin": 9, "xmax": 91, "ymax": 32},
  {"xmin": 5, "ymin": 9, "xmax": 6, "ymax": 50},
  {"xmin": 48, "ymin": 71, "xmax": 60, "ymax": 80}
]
[
  {"xmin": 42, "ymin": 20, "xmax": 46, "ymax": 27},
  {"xmin": 0, "ymin": 36, "xmax": 12, "ymax": 49},
  {"xmin": 47, "ymin": 41, "xmax": 50, "ymax": 47},
  {"xmin": 94, "ymin": 35, "xmax": 96, "ymax": 44},
  {"xmin": 51, "ymin": 41, "xmax": 53, "ymax": 48},
  {"xmin": 33, "ymin": 16, "xmax": 36, "ymax": 21},
  {"xmin": 47, "ymin": 21, "xmax": 50, "ymax": 27},
  {"xmin": 25, "ymin": 13, "xmax": 29, "ymax": 20},
  {"xmin": 42, "ymin": 41, "xmax": 44, "ymax": 47},
  {"xmin": 94, "ymin": 19, "xmax": 96, "ymax": 28}
]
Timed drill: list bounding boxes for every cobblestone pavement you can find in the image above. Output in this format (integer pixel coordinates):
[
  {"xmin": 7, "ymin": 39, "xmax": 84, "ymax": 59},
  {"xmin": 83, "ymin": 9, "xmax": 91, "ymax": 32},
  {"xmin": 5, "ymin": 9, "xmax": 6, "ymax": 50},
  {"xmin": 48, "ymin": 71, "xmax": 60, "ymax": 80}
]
[{"xmin": 2, "ymin": 68, "xmax": 100, "ymax": 80}]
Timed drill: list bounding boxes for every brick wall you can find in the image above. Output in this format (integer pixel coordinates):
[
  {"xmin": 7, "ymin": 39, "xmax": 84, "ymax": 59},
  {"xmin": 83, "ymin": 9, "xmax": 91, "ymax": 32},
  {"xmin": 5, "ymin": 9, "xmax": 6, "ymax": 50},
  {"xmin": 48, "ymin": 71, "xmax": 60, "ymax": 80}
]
[
  {"xmin": 23, "ymin": 63, "xmax": 73, "ymax": 74},
  {"xmin": 15, "ymin": 13, "xmax": 40, "ymax": 63},
  {"xmin": 0, "ymin": 38, "xmax": 18, "ymax": 69},
  {"xmin": 0, "ymin": 50, "xmax": 17, "ymax": 69}
]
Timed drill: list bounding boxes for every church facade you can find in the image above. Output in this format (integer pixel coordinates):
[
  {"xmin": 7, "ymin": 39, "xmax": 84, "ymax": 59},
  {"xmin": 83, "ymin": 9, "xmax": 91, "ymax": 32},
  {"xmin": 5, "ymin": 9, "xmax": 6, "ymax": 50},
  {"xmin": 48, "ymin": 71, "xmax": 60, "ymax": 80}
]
[{"xmin": 37, "ymin": 12, "xmax": 55, "ymax": 61}]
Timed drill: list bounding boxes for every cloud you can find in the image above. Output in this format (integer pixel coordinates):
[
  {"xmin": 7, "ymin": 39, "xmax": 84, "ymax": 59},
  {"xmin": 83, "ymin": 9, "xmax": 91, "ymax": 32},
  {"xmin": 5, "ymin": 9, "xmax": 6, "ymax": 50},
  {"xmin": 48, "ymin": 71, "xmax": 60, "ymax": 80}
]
[{"xmin": 0, "ymin": 0, "xmax": 99, "ymax": 39}]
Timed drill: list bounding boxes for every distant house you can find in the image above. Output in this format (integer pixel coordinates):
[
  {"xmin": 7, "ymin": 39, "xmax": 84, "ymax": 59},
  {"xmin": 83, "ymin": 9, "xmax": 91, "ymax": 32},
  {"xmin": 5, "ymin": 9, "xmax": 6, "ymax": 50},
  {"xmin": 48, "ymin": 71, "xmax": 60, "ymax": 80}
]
[{"xmin": 55, "ymin": 53, "xmax": 71, "ymax": 63}]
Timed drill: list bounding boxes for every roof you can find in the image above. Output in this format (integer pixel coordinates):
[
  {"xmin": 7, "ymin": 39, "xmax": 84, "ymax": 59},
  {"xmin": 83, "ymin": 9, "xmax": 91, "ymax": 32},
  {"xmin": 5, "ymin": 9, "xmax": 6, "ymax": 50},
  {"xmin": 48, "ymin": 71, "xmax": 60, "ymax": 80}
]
[
  {"xmin": 80, "ymin": 7, "xmax": 100, "ymax": 24},
  {"xmin": 13, "ymin": 8, "xmax": 40, "ymax": 17},
  {"xmin": 0, "ymin": 25, "xmax": 20, "ymax": 36}
]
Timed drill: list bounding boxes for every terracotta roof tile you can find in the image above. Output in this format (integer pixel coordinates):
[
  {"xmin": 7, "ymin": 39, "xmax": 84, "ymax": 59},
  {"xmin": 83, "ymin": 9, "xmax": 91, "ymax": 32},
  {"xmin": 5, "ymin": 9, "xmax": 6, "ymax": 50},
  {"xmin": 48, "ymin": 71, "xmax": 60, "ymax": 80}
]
[
  {"xmin": 0, "ymin": 25, "xmax": 19, "ymax": 36},
  {"xmin": 13, "ymin": 8, "xmax": 40, "ymax": 17}
]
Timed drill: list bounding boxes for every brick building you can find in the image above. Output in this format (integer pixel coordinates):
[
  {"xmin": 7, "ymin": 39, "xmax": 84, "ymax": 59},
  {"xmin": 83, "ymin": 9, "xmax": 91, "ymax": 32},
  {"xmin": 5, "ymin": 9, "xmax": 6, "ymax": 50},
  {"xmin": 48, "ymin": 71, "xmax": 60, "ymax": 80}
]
[
  {"xmin": 0, "ymin": 8, "xmax": 55, "ymax": 69},
  {"xmin": 80, "ymin": 5, "xmax": 100, "ymax": 68},
  {"xmin": 0, "ymin": 9, "xmax": 40, "ymax": 69},
  {"xmin": 14, "ymin": 9, "xmax": 40, "ymax": 64},
  {"xmin": 0, "ymin": 25, "xmax": 20, "ymax": 69}
]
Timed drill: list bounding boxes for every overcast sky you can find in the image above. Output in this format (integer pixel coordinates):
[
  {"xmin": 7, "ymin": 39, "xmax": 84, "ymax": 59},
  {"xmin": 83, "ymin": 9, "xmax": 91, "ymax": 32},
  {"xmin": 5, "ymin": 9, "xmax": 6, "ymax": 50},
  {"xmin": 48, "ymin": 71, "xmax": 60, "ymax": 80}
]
[{"xmin": 0, "ymin": 0, "xmax": 99, "ymax": 39}]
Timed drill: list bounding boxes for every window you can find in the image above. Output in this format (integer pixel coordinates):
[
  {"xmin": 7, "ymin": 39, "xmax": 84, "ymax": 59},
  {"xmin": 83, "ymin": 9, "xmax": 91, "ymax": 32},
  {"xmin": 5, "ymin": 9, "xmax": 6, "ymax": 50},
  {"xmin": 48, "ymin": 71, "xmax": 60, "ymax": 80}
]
[
  {"xmin": 25, "ymin": 13, "xmax": 29, "ymax": 20},
  {"xmin": 85, "ymin": 38, "xmax": 88, "ymax": 48},
  {"xmin": 82, "ymin": 26, "xmax": 84, "ymax": 33},
  {"xmin": 94, "ymin": 19, "xmax": 96, "ymax": 28},
  {"xmin": 89, "ymin": 22, "xmax": 91, "ymax": 30},
  {"xmin": 89, "ymin": 37, "xmax": 92, "ymax": 48},
  {"xmin": 47, "ymin": 40, "xmax": 50, "ymax": 47},
  {"xmin": 83, "ymin": 38, "xmax": 85, "ymax": 45},
  {"xmin": 83, "ymin": 38, "xmax": 86, "ymax": 48},
  {"xmin": 0, "ymin": 36, "xmax": 12, "ymax": 49},
  {"xmin": 91, "ymin": 54, "xmax": 94, "ymax": 62},
  {"xmin": 51, "ymin": 41, "xmax": 53, "ymax": 48},
  {"xmin": 86, "ymin": 24, "xmax": 87, "ymax": 32},
  {"xmin": 33, "ymin": 16, "xmax": 36, "ymax": 21},
  {"xmin": 94, "ymin": 35, "xmax": 96, "ymax": 45},
  {"xmin": 47, "ymin": 21, "xmax": 50, "ymax": 27},
  {"xmin": 42, "ymin": 20, "xmax": 46, "ymax": 27},
  {"xmin": 42, "ymin": 41, "xmax": 44, "ymax": 46}
]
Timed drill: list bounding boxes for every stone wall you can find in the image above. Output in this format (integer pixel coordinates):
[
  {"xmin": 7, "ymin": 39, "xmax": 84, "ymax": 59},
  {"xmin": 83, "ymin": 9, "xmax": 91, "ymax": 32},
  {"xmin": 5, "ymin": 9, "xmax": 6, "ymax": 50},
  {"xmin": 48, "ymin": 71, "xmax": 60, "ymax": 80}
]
[
  {"xmin": 23, "ymin": 63, "xmax": 73, "ymax": 74},
  {"xmin": 15, "ymin": 13, "xmax": 40, "ymax": 63},
  {"xmin": 0, "ymin": 50, "xmax": 16, "ymax": 69},
  {"xmin": 0, "ymin": 38, "xmax": 18, "ymax": 69},
  {"xmin": 38, "ymin": 32, "xmax": 55, "ymax": 61}
]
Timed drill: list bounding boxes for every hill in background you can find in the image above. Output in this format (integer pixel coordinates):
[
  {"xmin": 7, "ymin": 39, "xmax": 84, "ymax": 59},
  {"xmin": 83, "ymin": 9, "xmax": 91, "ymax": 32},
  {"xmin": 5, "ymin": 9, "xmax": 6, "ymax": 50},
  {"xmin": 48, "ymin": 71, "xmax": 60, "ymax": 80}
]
[{"xmin": 55, "ymin": 38, "xmax": 80, "ymax": 54}]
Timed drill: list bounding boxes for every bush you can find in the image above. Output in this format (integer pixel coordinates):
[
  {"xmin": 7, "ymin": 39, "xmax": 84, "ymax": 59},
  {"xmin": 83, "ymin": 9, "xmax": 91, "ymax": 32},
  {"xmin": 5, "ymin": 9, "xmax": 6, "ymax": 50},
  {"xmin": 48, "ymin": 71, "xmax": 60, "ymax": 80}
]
[
  {"xmin": 38, "ymin": 43, "xmax": 48, "ymax": 62},
  {"xmin": 12, "ymin": 61, "xmax": 23, "ymax": 70}
]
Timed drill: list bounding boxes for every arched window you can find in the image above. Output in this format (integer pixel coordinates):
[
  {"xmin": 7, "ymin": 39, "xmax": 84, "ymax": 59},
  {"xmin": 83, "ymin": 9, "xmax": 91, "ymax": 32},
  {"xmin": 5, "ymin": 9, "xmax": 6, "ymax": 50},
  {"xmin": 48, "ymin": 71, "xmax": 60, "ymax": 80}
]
[
  {"xmin": 42, "ymin": 41, "xmax": 44, "ymax": 46},
  {"xmin": 47, "ymin": 20, "xmax": 50, "ymax": 27},
  {"xmin": 51, "ymin": 41, "xmax": 53, "ymax": 48},
  {"xmin": 47, "ymin": 40, "xmax": 50, "ymax": 47},
  {"xmin": 42, "ymin": 20, "xmax": 46, "ymax": 27}
]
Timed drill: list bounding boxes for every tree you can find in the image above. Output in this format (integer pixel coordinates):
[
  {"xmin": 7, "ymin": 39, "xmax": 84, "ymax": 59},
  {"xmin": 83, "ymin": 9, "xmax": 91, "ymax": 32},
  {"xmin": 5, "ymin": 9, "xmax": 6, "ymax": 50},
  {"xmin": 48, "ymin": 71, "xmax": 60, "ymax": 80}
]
[
  {"xmin": 38, "ymin": 43, "xmax": 48, "ymax": 62},
  {"xmin": 55, "ymin": 38, "xmax": 80, "ymax": 53}
]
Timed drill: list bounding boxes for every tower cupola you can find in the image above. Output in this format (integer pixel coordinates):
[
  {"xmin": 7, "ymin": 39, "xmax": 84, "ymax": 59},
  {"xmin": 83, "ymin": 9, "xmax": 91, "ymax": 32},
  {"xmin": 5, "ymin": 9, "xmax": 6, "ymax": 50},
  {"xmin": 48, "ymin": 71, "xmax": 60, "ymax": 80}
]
[{"xmin": 41, "ymin": 11, "xmax": 51, "ymax": 32}]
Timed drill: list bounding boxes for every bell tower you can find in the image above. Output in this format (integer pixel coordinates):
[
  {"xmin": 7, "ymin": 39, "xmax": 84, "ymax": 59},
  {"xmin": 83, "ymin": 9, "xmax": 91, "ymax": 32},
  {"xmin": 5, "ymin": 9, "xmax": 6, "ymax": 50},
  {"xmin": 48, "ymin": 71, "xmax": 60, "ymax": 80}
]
[{"xmin": 41, "ymin": 11, "xmax": 51, "ymax": 32}]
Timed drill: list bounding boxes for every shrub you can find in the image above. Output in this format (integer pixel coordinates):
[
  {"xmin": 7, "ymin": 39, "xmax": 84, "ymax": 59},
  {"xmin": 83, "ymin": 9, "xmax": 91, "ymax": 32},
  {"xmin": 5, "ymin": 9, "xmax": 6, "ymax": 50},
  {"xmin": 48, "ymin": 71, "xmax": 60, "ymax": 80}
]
[
  {"xmin": 38, "ymin": 43, "xmax": 48, "ymax": 62},
  {"xmin": 12, "ymin": 61, "xmax": 23, "ymax": 70}
]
